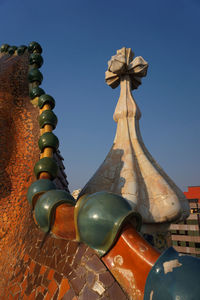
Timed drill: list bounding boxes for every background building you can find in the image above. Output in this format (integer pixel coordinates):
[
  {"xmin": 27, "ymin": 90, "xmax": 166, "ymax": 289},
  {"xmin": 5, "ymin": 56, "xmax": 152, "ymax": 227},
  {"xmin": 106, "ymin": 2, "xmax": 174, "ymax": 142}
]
[{"xmin": 170, "ymin": 186, "xmax": 200, "ymax": 257}]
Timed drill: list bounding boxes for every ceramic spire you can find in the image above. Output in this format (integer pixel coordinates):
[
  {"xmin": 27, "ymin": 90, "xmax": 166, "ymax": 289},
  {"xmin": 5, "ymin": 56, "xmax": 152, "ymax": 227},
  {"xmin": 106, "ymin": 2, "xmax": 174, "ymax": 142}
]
[{"xmin": 79, "ymin": 47, "xmax": 189, "ymax": 228}]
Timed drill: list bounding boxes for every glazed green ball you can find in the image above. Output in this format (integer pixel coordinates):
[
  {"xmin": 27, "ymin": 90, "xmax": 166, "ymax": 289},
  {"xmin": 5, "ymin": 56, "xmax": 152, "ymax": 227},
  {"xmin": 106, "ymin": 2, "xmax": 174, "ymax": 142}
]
[
  {"xmin": 27, "ymin": 179, "xmax": 57, "ymax": 207},
  {"xmin": 28, "ymin": 68, "xmax": 43, "ymax": 84},
  {"xmin": 28, "ymin": 41, "xmax": 42, "ymax": 54},
  {"xmin": 17, "ymin": 45, "xmax": 27, "ymax": 56},
  {"xmin": 8, "ymin": 46, "xmax": 17, "ymax": 55},
  {"xmin": 38, "ymin": 94, "xmax": 55, "ymax": 109},
  {"xmin": 34, "ymin": 157, "xmax": 58, "ymax": 179},
  {"xmin": 38, "ymin": 110, "xmax": 58, "ymax": 129},
  {"xmin": 29, "ymin": 87, "xmax": 45, "ymax": 99},
  {"xmin": 38, "ymin": 132, "xmax": 59, "ymax": 152},
  {"xmin": 29, "ymin": 53, "xmax": 43, "ymax": 68},
  {"xmin": 77, "ymin": 191, "xmax": 142, "ymax": 256},
  {"xmin": 0, "ymin": 44, "xmax": 10, "ymax": 53}
]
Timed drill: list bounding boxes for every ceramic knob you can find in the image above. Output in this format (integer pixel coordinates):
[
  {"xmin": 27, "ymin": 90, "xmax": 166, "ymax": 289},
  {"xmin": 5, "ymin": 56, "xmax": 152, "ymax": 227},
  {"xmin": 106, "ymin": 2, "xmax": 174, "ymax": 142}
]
[
  {"xmin": 34, "ymin": 190, "xmax": 75, "ymax": 232},
  {"xmin": 17, "ymin": 45, "xmax": 27, "ymax": 55},
  {"xmin": 29, "ymin": 53, "xmax": 43, "ymax": 68},
  {"xmin": 38, "ymin": 94, "xmax": 55, "ymax": 109},
  {"xmin": 29, "ymin": 87, "xmax": 45, "ymax": 99},
  {"xmin": 8, "ymin": 46, "xmax": 17, "ymax": 55},
  {"xmin": 77, "ymin": 191, "xmax": 142, "ymax": 256},
  {"xmin": 28, "ymin": 68, "xmax": 43, "ymax": 84},
  {"xmin": 34, "ymin": 157, "xmax": 58, "ymax": 179},
  {"xmin": 27, "ymin": 179, "xmax": 57, "ymax": 207},
  {"xmin": 38, "ymin": 110, "xmax": 57, "ymax": 129},
  {"xmin": 0, "ymin": 44, "xmax": 10, "ymax": 52},
  {"xmin": 28, "ymin": 41, "xmax": 42, "ymax": 54},
  {"xmin": 38, "ymin": 132, "xmax": 59, "ymax": 152}
]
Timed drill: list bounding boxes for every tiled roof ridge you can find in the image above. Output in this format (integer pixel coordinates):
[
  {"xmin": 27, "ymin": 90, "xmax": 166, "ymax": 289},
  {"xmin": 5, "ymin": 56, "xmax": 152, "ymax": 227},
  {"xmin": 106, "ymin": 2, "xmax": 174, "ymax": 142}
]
[{"xmin": 0, "ymin": 42, "xmax": 70, "ymax": 195}]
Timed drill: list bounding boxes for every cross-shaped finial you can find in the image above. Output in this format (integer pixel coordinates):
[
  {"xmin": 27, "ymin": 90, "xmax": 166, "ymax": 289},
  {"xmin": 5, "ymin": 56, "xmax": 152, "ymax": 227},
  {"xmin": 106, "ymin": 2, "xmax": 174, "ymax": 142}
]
[{"xmin": 105, "ymin": 47, "xmax": 148, "ymax": 90}]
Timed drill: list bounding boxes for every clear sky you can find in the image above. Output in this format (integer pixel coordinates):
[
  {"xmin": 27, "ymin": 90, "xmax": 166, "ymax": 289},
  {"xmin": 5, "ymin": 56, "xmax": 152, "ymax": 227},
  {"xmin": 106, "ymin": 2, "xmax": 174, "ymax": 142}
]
[{"xmin": 1, "ymin": 0, "xmax": 200, "ymax": 192}]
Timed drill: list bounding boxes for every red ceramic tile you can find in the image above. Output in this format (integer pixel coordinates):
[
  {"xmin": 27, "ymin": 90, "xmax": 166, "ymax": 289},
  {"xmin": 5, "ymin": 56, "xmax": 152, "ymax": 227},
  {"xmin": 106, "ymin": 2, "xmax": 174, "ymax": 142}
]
[
  {"xmin": 13, "ymin": 283, "xmax": 21, "ymax": 295},
  {"xmin": 48, "ymin": 279, "xmax": 58, "ymax": 296},
  {"xmin": 13, "ymin": 293, "xmax": 21, "ymax": 300},
  {"xmin": 44, "ymin": 292, "xmax": 53, "ymax": 300},
  {"xmin": 47, "ymin": 269, "xmax": 55, "ymax": 281},
  {"xmin": 24, "ymin": 253, "xmax": 29, "ymax": 263},
  {"xmin": 39, "ymin": 265, "xmax": 46, "ymax": 275},
  {"xmin": 36, "ymin": 285, "xmax": 45, "ymax": 294},
  {"xmin": 57, "ymin": 278, "xmax": 70, "ymax": 300},
  {"xmin": 29, "ymin": 260, "xmax": 36, "ymax": 274},
  {"xmin": 29, "ymin": 290, "xmax": 36, "ymax": 300},
  {"xmin": 21, "ymin": 278, "xmax": 28, "ymax": 294}
]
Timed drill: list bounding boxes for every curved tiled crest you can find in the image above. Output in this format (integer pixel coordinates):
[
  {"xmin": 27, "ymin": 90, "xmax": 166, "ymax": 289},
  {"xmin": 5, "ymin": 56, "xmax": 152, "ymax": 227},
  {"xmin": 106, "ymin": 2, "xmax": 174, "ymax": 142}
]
[
  {"xmin": 0, "ymin": 42, "xmax": 69, "ymax": 193},
  {"xmin": 0, "ymin": 42, "xmax": 129, "ymax": 299}
]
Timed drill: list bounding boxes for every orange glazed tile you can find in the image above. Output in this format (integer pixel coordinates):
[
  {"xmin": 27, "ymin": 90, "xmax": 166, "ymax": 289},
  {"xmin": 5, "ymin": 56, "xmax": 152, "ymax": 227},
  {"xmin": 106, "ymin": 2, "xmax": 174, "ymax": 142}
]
[
  {"xmin": 9, "ymin": 284, "xmax": 16, "ymax": 295},
  {"xmin": 23, "ymin": 253, "xmax": 29, "ymax": 263},
  {"xmin": 48, "ymin": 279, "xmax": 58, "ymax": 296},
  {"xmin": 24, "ymin": 268, "xmax": 29, "ymax": 277},
  {"xmin": 13, "ymin": 284, "xmax": 21, "ymax": 295},
  {"xmin": 15, "ymin": 266, "xmax": 22, "ymax": 274},
  {"xmin": 21, "ymin": 278, "xmax": 28, "ymax": 293},
  {"xmin": 29, "ymin": 290, "xmax": 36, "ymax": 300},
  {"xmin": 10, "ymin": 283, "xmax": 20, "ymax": 295},
  {"xmin": 16, "ymin": 272, "xmax": 24, "ymax": 282},
  {"xmin": 39, "ymin": 265, "xmax": 46, "ymax": 275},
  {"xmin": 13, "ymin": 293, "xmax": 20, "ymax": 300},
  {"xmin": 57, "ymin": 278, "xmax": 70, "ymax": 300},
  {"xmin": 23, "ymin": 294, "xmax": 30, "ymax": 300},
  {"xmin": 44, "ymin": 292, "xmax": 52, "ymax": 300},
  {"xmin": 29, "ymin": 260, "xmax": 35, "ymax": 273},
  {"xmin": 37, "ymin": 285, "xmax": 45, "ymax": 294},
  {"xmin": 102, "ymin": 225, "xmax": 160, "ymax": 300},
  {"xmin": 47, "ymin": 269, "xmax": 55, "ymax": 281}
]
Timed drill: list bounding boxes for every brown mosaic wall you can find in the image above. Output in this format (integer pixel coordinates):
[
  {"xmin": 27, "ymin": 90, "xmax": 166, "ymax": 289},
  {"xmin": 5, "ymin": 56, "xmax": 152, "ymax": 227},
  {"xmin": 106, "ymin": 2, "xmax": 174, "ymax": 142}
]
[
  {"xmin": 0, "ymin": 52, "xmax": 128, "ymax": 299},
  {"xmin": 0, "ymin": 52, "xmax": 40, "ymax": 294},
  {"xmin": 4, "ymin": 230, "xmax": 128, "ymax": 299}
]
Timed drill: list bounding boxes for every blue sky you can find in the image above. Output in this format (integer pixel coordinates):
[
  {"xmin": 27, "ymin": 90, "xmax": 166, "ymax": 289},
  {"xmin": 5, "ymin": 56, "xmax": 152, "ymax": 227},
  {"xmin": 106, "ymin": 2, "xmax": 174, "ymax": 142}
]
[{"xmin": 1, "ymin": 0, "xmax": 200, "ymax": 192}]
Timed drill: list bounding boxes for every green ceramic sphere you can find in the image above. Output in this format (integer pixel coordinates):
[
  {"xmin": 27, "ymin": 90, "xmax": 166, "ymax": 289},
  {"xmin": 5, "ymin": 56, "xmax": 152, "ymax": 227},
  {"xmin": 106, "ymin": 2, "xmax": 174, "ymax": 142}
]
[
  {"xmin": 38, "ymin": 110, "xmax": 58, "ymax": 129},
  {"xmin": 34, "ymin": 189, "xmax": 75, "ymax": 232},
  {"xmin": 28, "ymin": 41, "xmax": 42, "ymax": 54},
  {"xmin": 77, "ymin": 191, "xmax": 142, "ymax": 256},
  {"xmin": 27, "ymin": 179, "xmax": 57, "ymax": 207},
  {"xmin": 34, "ymin": 157, "xmax": 58, "ymax": 179},
  {"xmin": 28, "ymin": 68, "xmax": 43, "ymax": 84},
  {"xmin": 38, "ymin": 132, "xmax": 59, "ymax": 152},
  {"xmin": 8, "ymin": 46, "xmax": 17, "ymax": 55},
  {"xmin": 17, "ymin": 45, "xmax": 27, "ymax": 55},
  {"xmin": 38, "ymin": 94, "xmax": 55, "ymax": 109},
  {"xmin": 29, "ymin": 53, "xmax": 43, "ymax": 68},
  {"xmin": 29, "ymin": 87, "xmax": 45, "ymax": 99},
  {"xmin": 0, "ymin": 44, "xmax": 10, "ymax": 53}
]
